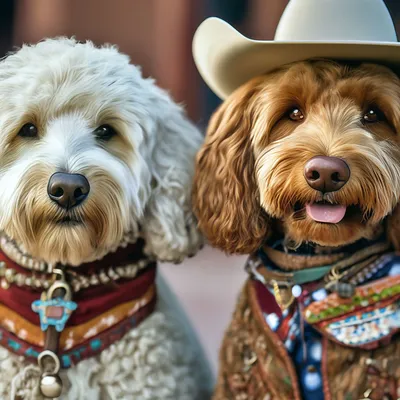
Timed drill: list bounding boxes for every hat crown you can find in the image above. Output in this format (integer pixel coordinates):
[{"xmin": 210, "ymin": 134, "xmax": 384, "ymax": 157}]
[{"xmin": 275, "ymin": 0, "xmax": 397, "ymax": 42}]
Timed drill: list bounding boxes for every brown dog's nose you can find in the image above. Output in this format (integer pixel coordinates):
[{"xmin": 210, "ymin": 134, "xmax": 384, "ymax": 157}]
[
  {"xmin": 48, "ymin": 172, "xmax": 90, "ymax": 209},
  {"xmin": 304, "ymin": 156, "xmax": 350, "ymax": 193}
]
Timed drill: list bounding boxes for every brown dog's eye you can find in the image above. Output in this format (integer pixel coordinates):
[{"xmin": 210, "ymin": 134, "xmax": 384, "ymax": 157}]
[
  {"xmin": 18, "ymin": 123, "xmax": 38, "ymax": 138},
  {"xmin": 94, "ymin": 125, "xmax": 117, "ymax": 141},
  {"xmin": 288, "ymin": 108, "xmax": 304, "ymax": 122},
  {"xmin": 363, "ymin": 108, "xmax": 384, "ymax": 123}
]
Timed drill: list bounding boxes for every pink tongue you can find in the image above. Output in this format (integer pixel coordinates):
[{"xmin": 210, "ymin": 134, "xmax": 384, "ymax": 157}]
[{"xmin": 306, "ymin": 203, "xmax": 347, "ymax": 223}]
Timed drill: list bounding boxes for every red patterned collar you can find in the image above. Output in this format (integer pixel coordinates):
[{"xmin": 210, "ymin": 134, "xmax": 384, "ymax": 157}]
[{"xmin": 0, "ymin": 237, "xmax": 157, "ymax": 368}]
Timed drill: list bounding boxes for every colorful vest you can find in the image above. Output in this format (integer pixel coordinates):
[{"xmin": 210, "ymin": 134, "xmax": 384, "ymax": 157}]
[{"xmin": 214, "ymin": 238, "xmax": 400, "ymax": 400}]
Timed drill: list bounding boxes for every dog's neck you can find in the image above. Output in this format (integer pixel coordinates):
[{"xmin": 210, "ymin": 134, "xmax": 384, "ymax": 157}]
[
  {"xmin": 247, "ymin": 232, "xmax": 392, "ymax": 310},
  {"xmin": 272, "ymin": 233, "xmax": 386, "ymax": 260},
  {"xmin": 0, "ymin": 232, "xmax": 156, "ymax": 292},
  {"xmin": 0, "ymin": 230, "xmax": 141, "ymax": 271}
]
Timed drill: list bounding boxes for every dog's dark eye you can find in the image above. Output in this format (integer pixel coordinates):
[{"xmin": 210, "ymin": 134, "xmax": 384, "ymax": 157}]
[
  {"xmin": 363, "ymin": 108, "xmax": 384, "ymax": 123},
  {"xmin": 18, "ymin": 123, "xmax": 38, "ymax": 138},
  {"xmin": 94, "ymin": 125, "xmax": 117, "ymax": 141},
  {"xmin": 288, "ymin": 108, "xmax": 304, "ymax": 122}
]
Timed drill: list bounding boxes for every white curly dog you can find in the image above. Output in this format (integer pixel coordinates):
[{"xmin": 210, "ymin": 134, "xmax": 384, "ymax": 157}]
[{"xmin": 0, "ymin": 38, "xmax": 212, "ymax": 399}]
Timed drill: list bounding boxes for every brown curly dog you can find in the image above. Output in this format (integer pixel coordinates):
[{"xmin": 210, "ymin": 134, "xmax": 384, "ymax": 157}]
[{"xmin": 193, "ymin": 60, "xmax": 400, "ymax": 400}]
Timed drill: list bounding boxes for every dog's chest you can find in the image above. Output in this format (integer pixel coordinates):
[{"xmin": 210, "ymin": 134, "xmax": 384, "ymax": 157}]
[{"xmin": 246, "ymin": 247, "xmax": 400, "ymax": 400}]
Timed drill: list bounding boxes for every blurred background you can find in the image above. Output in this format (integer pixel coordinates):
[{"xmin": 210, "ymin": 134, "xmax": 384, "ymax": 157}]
[{"xmin": 1, "ymin": 0, "xmax": 400, "ymax": 373}]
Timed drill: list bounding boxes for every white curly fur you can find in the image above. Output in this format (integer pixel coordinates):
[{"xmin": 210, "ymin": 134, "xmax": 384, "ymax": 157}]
[{"xmin": 0, "ymin": 38, "xmax": 212, "ymax": 399}]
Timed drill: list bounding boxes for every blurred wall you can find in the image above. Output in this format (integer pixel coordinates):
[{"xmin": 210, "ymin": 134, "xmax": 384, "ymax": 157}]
[
  {"xmin": 3, "ymin": 0, "xmax": 400, "ymax": 124},
  {"xmin": 14, "ymin": 0, "xmax": 203, "ymax": 121}
]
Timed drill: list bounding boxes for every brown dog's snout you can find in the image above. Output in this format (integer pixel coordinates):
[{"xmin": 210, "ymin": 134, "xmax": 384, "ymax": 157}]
[
  {"xmin": 304, "ymin": 156, "xmax": 350, "ymax": 193},
  {"xmin": 48, "ymin": 172, "xmax": 90, "ymax": 210}
]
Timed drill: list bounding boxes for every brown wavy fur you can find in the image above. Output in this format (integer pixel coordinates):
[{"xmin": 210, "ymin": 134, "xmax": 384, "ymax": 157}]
[
  {"xmin": 194, "ymin": 60, "xmax": 400, "ymax": 254},
  {"xmin": 193, "ymin": 80, "xmax": 270, "ymax": 253}
]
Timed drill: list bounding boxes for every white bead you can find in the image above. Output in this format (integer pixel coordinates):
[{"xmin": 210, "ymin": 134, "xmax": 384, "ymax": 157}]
[
  {"xmin": 310, "ymin": 342, "xmax": 322, "ymax": 361},
  {"xmin": 389, "ymin": 264, "xmax": 400, "ymax": 276},
  {"xmin": 304, "ymin": 371, "xmax": 321, "ymax": 390},
  {"xmin": 312, "ymin": 289, "xmax": 327, "ymax": 301},
  {"xmin": 292, "ymin": 285, "xmax": 302, "ymax": 298},
  {"xmin": 265, "ymin": 313, "xmax": 279, "ymax": 331}
]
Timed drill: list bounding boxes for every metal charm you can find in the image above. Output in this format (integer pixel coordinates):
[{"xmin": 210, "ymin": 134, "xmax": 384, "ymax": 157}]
[
  {"xmin": 35, "ymin": 268, "xmax": 76, "ymax": 398},
  {"xmin": 325, "ymin": 280, "xmax": 355, "ymax": 299},
  {"xmin": 272, "ymin": 280, "xmax": 295, "ymax": 310},
  {"xmin": 32, "ymin": 269, "xmax": 77, "ymax": 332},
  {"xmin": 38, "ymin": 350, "xmax": 63, "ymax": 398},
  {"xmin": 325, "ymin": 266, "xmax": 355, "ymax": 299},
  {"xmin": 40, "ymin": 374, "xmax": 63, "ymax": 399}
]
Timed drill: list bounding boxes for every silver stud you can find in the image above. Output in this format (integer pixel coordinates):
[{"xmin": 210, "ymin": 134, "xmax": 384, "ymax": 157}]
[
  {"xmin": 99, "ymin": 270, "xmax": 109, "ymax": 284},
  {"xmin": 108, "ymin": 268, "xmax": 119, "ymax": 280},
  {"xmin": 72, "ymin": 281, "xmax": 81, "ymax": 292},
  {"xmin": 90, "ymin": 275, "xmax": 99, "ymax": 285},
  {"xmin": 15, "ymin": 273, "xmax": 24, "ymax": 286},
  {"xmin": 5, "ymin": 269, "xmax": 15, "ymax": 283},
  {"xmin": 130, "ymin": 265, "xmax": 138, "ymax": 276},
  {"xmin": 1, "ymin": 279, "xmax": 9, "ymax": 289}
]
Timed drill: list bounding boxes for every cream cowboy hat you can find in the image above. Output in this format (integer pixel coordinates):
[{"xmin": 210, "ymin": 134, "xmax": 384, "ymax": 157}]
[{"xmin": 193, "ymin": 0, "xmax": 400, "ymax": 100}]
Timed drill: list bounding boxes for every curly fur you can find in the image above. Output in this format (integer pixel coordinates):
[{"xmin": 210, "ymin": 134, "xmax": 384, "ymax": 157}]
[
  {"xmin": 193, "ymin": 60, "xmax": 400, "ymax": 252},
  {"xmin": 0, "ymin": 38, "xmax": 212, "ymax": 399}
]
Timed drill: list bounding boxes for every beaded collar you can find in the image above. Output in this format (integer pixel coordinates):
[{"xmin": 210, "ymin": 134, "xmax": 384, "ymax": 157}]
[{"xmin": 0, "ymin": 234, "xmax": 157, "ymax": 398}]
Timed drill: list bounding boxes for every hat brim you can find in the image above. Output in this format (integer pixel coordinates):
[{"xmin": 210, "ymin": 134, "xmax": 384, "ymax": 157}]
[{"xmin": 193, "ymin": 17, "xmax": 400, "ymax": 100}]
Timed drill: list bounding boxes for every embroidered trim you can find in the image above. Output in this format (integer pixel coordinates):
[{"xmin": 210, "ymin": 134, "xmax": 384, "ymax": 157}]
[
  {"xmin": 304, "ymin": 275, "xmax": 400, "ymax": 324},
  {"xmin": 0, "ymin": 295, "xmax": 156, "ymax": 368},
  {"xmin": 0, "ymin": 284, "xmax": 155, "ymax": 350},
  {"xmin": 323, "ymin": 301, "xmax": 400, "ymax": 346}
]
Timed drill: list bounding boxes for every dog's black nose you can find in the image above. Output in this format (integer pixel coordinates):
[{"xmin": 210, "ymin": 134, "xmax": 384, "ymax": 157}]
[
  {"xmin": 304, "ymin": 156, "xmax": 350, "ymax": 193},
  {"xmin": 48, "ymin": 172, "xmax": 90, "ymax": 209}
]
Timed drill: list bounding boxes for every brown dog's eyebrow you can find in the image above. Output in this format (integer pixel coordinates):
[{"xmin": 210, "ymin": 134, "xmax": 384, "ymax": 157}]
[{"xmin": 337, "ymin": 74, "xmax": 400, "ymax": 124}]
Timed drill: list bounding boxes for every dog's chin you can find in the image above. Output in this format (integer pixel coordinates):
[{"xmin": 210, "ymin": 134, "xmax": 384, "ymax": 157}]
[
  {"xmin": 24, "ymin": 223, "xmax": 97, "ymax": 266},
  {"xmin": 5, "ymin": 219, "xmax": 120, "ymax": 267},
  {"xmin": 283, "ymin": 202, "xmax": 380, "ymax": 248}
]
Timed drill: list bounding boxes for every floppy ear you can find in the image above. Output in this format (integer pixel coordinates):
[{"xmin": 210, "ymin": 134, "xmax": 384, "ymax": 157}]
[
  {"xmin": 192, "ymin": 81, "xmax": 270, "ymax": 254},
  {"xmin": 141, "ymin": 87, "xmax": 203, "ymax": 263},
  {"xmin": 387, "ymin": 203, "xmax": 400, "ymax": 250}
]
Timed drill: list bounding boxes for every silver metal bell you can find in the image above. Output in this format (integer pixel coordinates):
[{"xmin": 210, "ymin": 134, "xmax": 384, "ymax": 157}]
[
  {"xmin": 336, "ymin": 282, "xmax": 355, "ymax": 299},
  {"xmin": 40, "ymin": 374, "xmax": 63, "ymax": 398}
]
